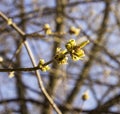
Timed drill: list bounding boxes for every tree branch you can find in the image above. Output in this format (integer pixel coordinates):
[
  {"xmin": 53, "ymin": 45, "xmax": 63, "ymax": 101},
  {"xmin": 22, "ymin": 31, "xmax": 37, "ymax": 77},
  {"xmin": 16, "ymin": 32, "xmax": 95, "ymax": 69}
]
[{"xmin": 0, "ymin": 11, "xmax": 62, "ymax": 114}]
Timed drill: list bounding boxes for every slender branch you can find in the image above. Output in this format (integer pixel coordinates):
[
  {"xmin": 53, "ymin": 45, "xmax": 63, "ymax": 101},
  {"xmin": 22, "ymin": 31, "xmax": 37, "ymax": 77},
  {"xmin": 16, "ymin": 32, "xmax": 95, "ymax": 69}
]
[
  {"xmin": 0, "ymin": 11, "xmax": 62, "ymax": 114},
  {"xmin": 0, "ymin": 55, "xmax": 68, "ymax": 72},
  {"xmin": 0, "ymin": 98, "xmax": 119, "ymax": 114},
  {"xmin": 66, "ymin": 0, "xmax": 105, "ymax": 7},
  {"xmin": 0, "ymin": 67, "xmax": 39, "ymax": 72},
  {"xmin": 88, "ymin": 94, "xmax": 120, "ymax": 114}
]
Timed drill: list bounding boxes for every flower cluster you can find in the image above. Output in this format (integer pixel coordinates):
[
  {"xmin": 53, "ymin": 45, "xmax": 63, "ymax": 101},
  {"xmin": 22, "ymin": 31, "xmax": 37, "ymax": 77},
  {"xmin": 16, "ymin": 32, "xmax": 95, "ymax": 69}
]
[
  {"xmin": 37, "ymin": 39, "xmax": 89, "ymax": 71},
  {"xmin": 54, "ymin": 48, "xmax": 68, "ymax": 64},
  {"xmin": 65, "ymin": 39, "xmax": 89, "ymax": 61},
  {"xmin": 38, "ymin": 59, "xmax": 50, "ymax": 72}
]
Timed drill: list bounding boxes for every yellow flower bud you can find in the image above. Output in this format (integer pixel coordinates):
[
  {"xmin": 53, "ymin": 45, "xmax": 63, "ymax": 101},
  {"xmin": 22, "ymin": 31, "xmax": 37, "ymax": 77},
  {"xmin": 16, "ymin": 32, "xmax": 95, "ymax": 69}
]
[
  {"xmin": 72, "ymin": 49, "xmax": 85, "ymax": 61},
  {"xmin": 56, "ymin": 16, "xmax": 63, "ymax": 24},
  {"xmin": 65, "ymin": 39, "xmax": 89, "ymax": 61},
  {"xmin": 45, "ymin": 29, "xmax": 52, "ymax": 35},
  {"xmin": 39, "ymin": 59, "xmax": 45, "ymax": 64},
  {"xmin": 8, "ymin": 18, "xmax": 12, "ymax": 25},
  {"xmin": 55, "ymin": 48, "xmax": 68, "ymax": 64},
  {"xmin": 9, "ymin": 71, "xmax": 15, "ymax": 78},
  {"xmin": 43, "ymin": 24, "xmax": 50, "ymax": 30},
  {"xmin": 0, "ymin": 56, "xmax": 3, "ymax": 63},
  {"xmin": 82, "ymin": 90, "xmax": 89, "ymax": 101},
  {"xmin": 79, "ymin": 40, "xmax": 90, "ymax": 48},
  {"xmin": 69, "ymin": 26, "xmax": 81, "ymax": 36},
  {"xmin": 65, "ymin": 39, "xmax": 76, "ymax": 51},
  {"xmin": 43, "ymin": 24, "xmax": 52, "ymax": 35},
  {"xmin": 38, "ymin": 59, "xmax": 50, "ymax": 72}
]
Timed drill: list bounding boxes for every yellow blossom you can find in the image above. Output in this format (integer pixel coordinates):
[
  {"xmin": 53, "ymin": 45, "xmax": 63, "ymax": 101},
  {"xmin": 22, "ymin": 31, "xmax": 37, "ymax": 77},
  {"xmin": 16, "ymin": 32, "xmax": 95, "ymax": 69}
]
[
  {"xmin": 9, "ymin": 71, "xmax": 15, "ymax": 78},
  {"xmin": 65, "ymin": 39, "xmax": 89, "ymax": 61},
  {"xmin": 71, "ymin": 49, "xmax": 85, "ymax": 61},
  {"xmin": 69, "ymin": 26, "xmax": 81, "ymax": 36},
  {"xmin": 78, "ymin": 40, "xmax": 90, "ymax": 48},
  {"xmin": 7, "ymin": 18, "xmax": 12, "ymax": 25},
  {"xmin": 82, "ymin": 90, "xmax": 90, "ymax": 101},
  {"xmin": 56, "ymin": 16, "xmax": 63, "ymax": 24},
  {"xmin": 43, "ymin": 24, "xmax": 52, "ymax": 35},
  {"xmin": 38, "ymin": 59, "xmax": 50, "ymax": 72},
  {"xmin": 43, "ymin": 24, "xmax": 50, "ymax": 30},
  {"xmin": 0, "ymin": 56, "xmax": 3, "ymax": 63},
  {"xmin": 55, "ymin": 48, "xmax": 68, "ymax": 64},
  {"xmin": 65, "ymin": 39, "xmax": 76, "ymax": 51}
]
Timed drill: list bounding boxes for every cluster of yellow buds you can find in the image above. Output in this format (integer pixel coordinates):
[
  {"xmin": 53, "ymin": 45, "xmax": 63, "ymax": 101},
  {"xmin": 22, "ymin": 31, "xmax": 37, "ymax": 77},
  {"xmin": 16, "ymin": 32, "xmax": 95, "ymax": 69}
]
[
  {"xmin": 38, "ymin": 59, "xmax": 50, "ymax": 72},
  {"xmin": 65, "ymin": 39, "xmax": 89, "ymax": 61},
  {"xmin": 69, "ymin": 26, "xmax": 81, "ymax": 36},
  {"xmin": 54, "ymin": 48, "xmax": 68, "ymax": 64},
  {"xmin": 43, "ymin": 24, "xmax": 52, "ymax": 35}
]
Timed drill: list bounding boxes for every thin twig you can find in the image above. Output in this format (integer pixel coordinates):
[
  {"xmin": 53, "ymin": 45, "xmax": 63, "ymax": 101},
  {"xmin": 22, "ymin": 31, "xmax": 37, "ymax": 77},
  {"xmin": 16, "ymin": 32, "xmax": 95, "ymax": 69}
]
[
  {"xmin": 0, "ymin": 11, "xmax": 62, "ymax": 114},
  {"xmin": 0, "ymin": 67, "xmax": 39, "ymax": 72}
]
